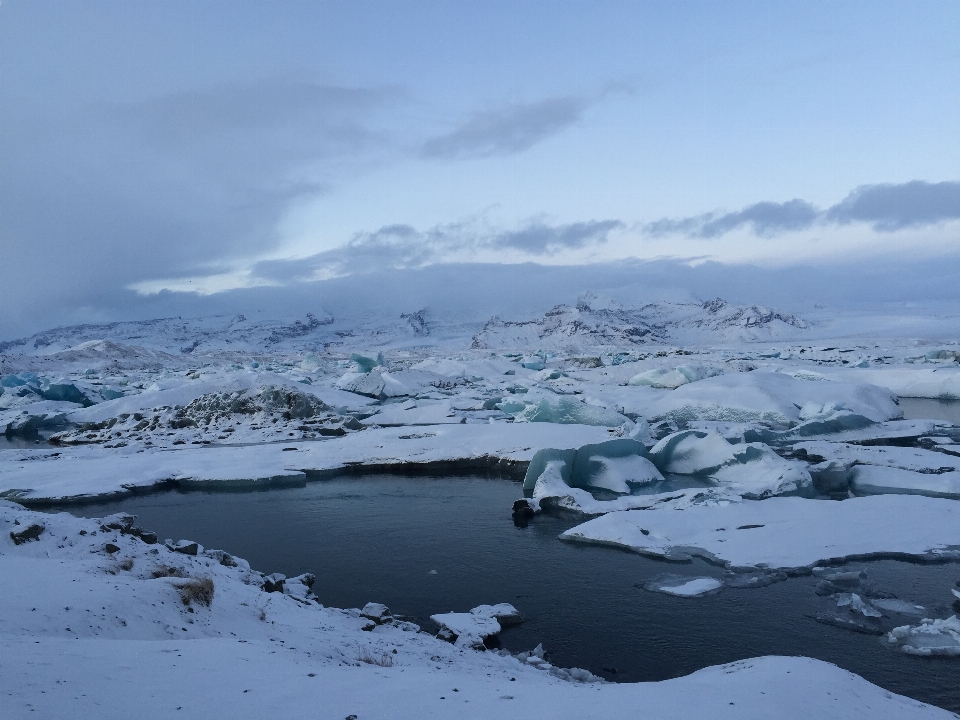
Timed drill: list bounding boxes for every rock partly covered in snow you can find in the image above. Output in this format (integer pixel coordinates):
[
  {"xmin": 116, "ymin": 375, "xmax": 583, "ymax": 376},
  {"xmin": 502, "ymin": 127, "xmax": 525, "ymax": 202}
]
[{"xmin": 431, "ymin": 603, "xmax": 524, "ymax": 649}]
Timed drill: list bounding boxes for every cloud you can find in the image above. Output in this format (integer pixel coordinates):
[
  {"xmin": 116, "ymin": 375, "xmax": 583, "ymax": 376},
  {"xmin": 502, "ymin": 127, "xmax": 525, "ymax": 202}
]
[
  {"xmin": 245, "ymin": 217, "xmax": 623, "ymax": 285},
  {"xmin": 494, "ymin": 220, "xmax": 623, "ymax": 252},
  {"xmin": 826, "ymin": 180, "xmax": 960, "ymax": 231},
  {"xmin": 645, "ymin": 180, "xmax": 960, "ymax": 238},
  {"xmin": 0, "ymin": 77, "xmax": 399, "ymax": 337},
  {"xmin": 646, "ymin": 200, "xmax": 818, "ymax": 238},
  {"xmin": 421, "ymin": 96, "xmax": 586, "ymax": 159}
]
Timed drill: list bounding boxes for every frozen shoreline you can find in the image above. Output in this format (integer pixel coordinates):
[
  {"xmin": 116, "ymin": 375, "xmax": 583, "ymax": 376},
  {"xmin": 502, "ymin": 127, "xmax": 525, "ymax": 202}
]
[{"xmin": 2, "ymin": 500, "xmax": 956, "ymax": 720}]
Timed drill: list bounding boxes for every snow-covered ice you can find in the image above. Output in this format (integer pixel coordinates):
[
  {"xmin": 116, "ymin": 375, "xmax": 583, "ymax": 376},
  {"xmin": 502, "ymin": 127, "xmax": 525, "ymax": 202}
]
[
  {"xmin": 643, "ymin": 575, "xmax": 724, "ymax": 597},
  {"xmin": 647, "ymin": 371, "xmax": 902, "ymax": 425},
  {"xmin": 888, "ymin": 616, "xmax": 960, "ymax": 656},
  {"xmin": 559, "ymin": 495, "xmax": 960, "ymax": 570},
  {"xmin": 4, "ymin": 297, "xmax": 960, "ymax": 716}
]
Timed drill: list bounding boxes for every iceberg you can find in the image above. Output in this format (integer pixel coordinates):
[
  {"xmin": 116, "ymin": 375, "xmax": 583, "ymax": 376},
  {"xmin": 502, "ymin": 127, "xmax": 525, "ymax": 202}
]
[
  {"xmin": 628, "ymin": 365, "xmax": 721, "ymax": 389},
  {"xmin": 648, "ymin": 371, "xmax": 901, "ymax": 426},
  {"xmin": 888, "ymin": 616, "xmax": 960, "ymax": 656},
  {"xmin": 38, "ymin": 382, "xmax": 93, "ymax": 407},
  {"xmin": 508, "ymin": 396, "xmax": 629, "ymax": 427},
  {"xmin": 649, "ymin": 429, "xmax": 812, "ymax": 498},
  {"xmin": 350, "ymin": 351, "xmax": 385, "ymax": 373},
  {"xmin": 523, "ymin": 439, "xmax": 658, "ymax": 497},
  {"xmin": 642, "ymin": 575, "xmax": 723, "ymax": 597},
  {"xmin": 336, "ymin": 370, "xmax": 386, "ymax": 398},
  {"xmin": 100, "ymin": 387, "xmax": 125, "ymax": 401}
]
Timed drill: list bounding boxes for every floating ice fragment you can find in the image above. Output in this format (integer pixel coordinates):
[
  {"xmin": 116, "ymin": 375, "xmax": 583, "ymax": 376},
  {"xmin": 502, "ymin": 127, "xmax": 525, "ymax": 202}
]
[
  {"xmin": 870, "ymin": 598, "xmax": 925, "ymax": 616},
  {"xmin": 888, "ymin": 616, "xmax": 960, "ymax": 656},
  {"xmin": 836, "ymin": 593, "xmax": 882, "ymax": 618},
  {"xmin": 643, "ymin": 575, "xmax": 723, "ymax": 597}
]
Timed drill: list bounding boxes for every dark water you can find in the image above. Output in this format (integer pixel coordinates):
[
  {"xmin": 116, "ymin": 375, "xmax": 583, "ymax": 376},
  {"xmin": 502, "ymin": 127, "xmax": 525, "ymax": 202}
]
[
  {"xmin": 45, "ymin": 475, "xmax": 960, "ymax": 712},
  {"xmin": 899, "ymin": 397, "xmax": 960, "ymax": 425},
  {"xmin": 0, "ymin": 435, "xmax": 50, "ymax": 450}
]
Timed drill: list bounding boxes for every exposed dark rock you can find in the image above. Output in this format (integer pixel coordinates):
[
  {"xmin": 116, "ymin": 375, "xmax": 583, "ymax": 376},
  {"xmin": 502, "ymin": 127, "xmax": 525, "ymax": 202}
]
[
  {"xmin": 10, "ymin": 523, "xmax": 44, "ymax": 545},
  {"xmin": 104, "ymin": 543, "xmax": 120, "ymax": 553},
  {"xmin": 169, "ymin": 540, "xmax": 199, "ymax": 556},
  {"xmin": 262, "ymin": 573, "xmax": 286, "ymax": 593}
]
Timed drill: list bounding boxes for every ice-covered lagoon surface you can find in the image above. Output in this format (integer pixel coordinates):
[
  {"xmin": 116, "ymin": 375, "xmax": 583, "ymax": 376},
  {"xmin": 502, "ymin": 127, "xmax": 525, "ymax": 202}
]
[
  {"xmin": 4, "ymin": 298, "xmax": 960, "ymax": 717},
  {"xmin": 45, "ymin": 475, "xmax": 960, "ymax": 712}
]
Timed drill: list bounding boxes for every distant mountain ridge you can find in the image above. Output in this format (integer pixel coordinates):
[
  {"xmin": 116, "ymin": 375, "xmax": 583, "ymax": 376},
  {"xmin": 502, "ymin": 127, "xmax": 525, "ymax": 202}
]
[
  {"xmin": 0, "ymin": 312, "xmax": 335, "ymax": 358},
  {"xmin": 470, "ymin": 297, "xmax": 808, "ymax": 351},
  {"xmin": 0, "ymin": 296, "xmax": 809, "ymax": 367}
]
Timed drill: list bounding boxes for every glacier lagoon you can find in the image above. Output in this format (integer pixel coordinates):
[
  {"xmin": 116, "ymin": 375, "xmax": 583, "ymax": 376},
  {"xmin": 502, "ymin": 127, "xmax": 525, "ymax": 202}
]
[{"xmin": 45, "ymin": 473, "xmax": 960, "ymax": 713}]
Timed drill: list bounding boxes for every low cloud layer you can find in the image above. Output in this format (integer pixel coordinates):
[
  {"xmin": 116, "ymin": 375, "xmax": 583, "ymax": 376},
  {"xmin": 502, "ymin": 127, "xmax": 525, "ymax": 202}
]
[
  {"xmin": 250, "ymin": 218, "xmax": 623, "ymax": 283},
  {"xmin": 645, "ymin": 180, "xmax": 960, "ymax": 238}
]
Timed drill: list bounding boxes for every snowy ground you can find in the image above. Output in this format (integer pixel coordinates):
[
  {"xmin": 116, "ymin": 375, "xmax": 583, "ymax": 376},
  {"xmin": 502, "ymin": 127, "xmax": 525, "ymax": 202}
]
[{"xmin": 3, "ymin": 297, "xmax": 960, "ymax": 717}]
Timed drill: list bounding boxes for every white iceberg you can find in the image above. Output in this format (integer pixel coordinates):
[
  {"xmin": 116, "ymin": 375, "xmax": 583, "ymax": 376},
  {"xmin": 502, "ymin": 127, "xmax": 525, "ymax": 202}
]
[
  {"xmin": 643, "ymin": 576, "xmax": 723, "ymax": 597},
  {"xmin": 506, "ymin": 396, "xmax": 629, "ymax": 427},
  {"xmin": 350, "ymin": 351, "xmax": 384, "ymax": 373},
  {"xmin": 888, "ymin": 616, "xmax": 960, "ymax": 656},
  {"xmin": 649, "ymin": 429, "xmax": 812, "ymax": 498},
  {"xmin": 522, "ymin": 440, "xmax": 660, "ymax": 497},
  {"xmin": 648, "ymin": 371, "xmax": 902, "ymax": 426},
  {"xmin": 628, "ymin": 365, "xmax": 721, "ymax": 389}
]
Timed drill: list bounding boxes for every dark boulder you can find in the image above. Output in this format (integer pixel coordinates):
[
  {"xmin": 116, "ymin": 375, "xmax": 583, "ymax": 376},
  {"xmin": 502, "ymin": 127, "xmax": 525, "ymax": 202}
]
[{"xmin": 10, "ymin": 523, "xmax": 44, "ymax": 545}]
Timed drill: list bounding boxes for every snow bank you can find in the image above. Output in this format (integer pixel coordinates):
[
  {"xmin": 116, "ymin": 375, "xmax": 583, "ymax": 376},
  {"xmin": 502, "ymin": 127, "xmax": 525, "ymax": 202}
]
[{"xmin": 0, "ymin": 423, "xmax": 614, "ymax": 503}]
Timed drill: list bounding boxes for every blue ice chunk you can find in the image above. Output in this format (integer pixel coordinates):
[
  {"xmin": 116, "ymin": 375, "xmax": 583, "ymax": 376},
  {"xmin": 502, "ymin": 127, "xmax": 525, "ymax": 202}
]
[{"xmin": 351, "ymin": 351, "xmax": 385, "ymax": 373}]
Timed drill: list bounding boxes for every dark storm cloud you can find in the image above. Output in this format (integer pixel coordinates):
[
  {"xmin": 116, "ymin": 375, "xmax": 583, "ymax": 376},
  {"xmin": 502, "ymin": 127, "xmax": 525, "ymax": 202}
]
[
  {"xmin": 645, "ymin": 200, "xmax": 818, "ymax": 238},
  {"xmin": 494, "ymin": 220, "xmax": 624, "ymax": 251},
  {"xmin": 825, "ymin": 180, "xmax": 960, "ymax": 231},
  {"xmin": 0, "ymin": 77, "xmax": 397, "ymax": 337},
  {"xmin": 421, "ymin": 96, "xmax": 586, "ymax": 159},
  {"xmin": 645, "ymin": 180, "xmax": 960, "ymax": 238}
]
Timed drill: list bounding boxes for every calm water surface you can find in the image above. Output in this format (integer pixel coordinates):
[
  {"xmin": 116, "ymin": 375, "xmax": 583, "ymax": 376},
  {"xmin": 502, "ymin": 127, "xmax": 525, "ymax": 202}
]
[
  {"xmin": 899, "ymin": 397, "xmax": 960, "ymax": 425},
  {"xmin": 48, "ymin": 475, "xmax": 960, "ymax": 712}
]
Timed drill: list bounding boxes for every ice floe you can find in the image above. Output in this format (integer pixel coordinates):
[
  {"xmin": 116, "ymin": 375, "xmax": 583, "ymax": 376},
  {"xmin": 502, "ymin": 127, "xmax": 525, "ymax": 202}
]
[
  {"xmin": 642, "ymin": 575, "xmax": 724, "ymax": 597},
  {"xmin": 559, "ymin": 495, "xmax": 960, "ymax": 570},
  {"xmin": 888, "ymin": 616, "xmax": 960, "ymax": 656}
]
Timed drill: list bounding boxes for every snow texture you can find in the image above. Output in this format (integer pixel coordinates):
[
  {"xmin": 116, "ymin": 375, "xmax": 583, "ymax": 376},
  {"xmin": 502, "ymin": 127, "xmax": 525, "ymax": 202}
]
[{"xmin": 560, "ymin": 495, "xmax": 960, "ymax": 570}]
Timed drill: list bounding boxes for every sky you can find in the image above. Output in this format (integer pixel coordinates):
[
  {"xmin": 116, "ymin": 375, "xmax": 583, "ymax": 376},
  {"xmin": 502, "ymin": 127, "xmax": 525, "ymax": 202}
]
[{"xmin": 1, "ymin": 0, "xmax": 959, "ymax": 338}]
